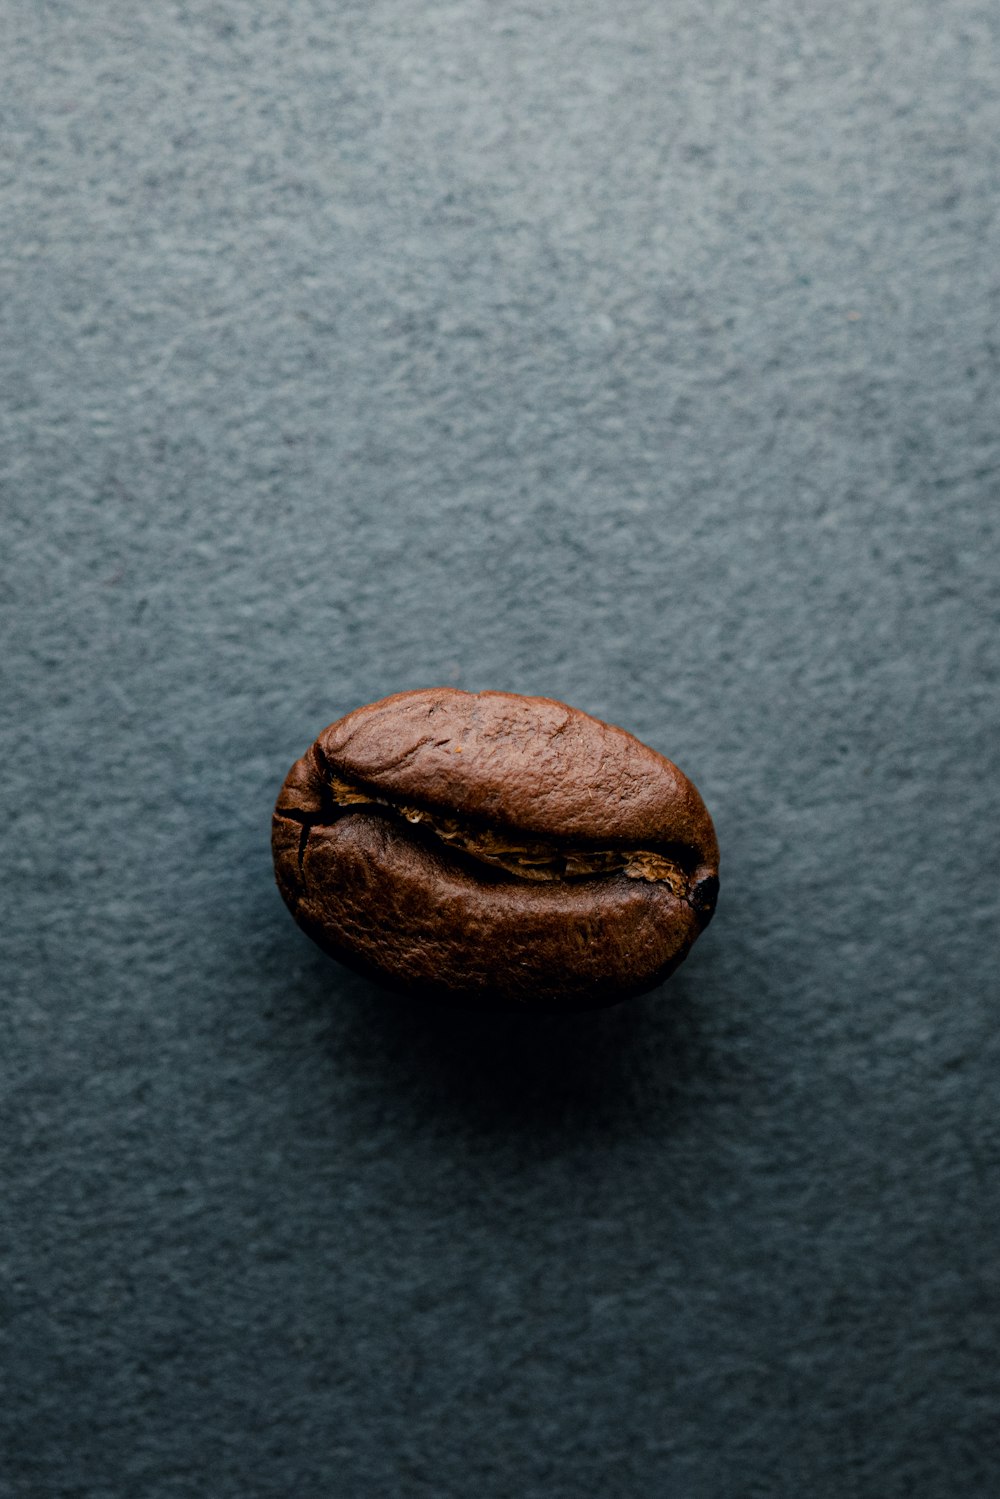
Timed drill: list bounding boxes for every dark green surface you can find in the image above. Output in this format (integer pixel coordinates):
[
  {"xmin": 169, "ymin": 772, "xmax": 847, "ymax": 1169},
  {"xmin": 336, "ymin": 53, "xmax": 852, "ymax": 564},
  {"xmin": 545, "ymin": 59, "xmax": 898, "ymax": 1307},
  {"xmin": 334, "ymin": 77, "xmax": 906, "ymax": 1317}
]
[{"xmin": 2, "ymin": 2, "xmax": 999, "ymax": 1495}]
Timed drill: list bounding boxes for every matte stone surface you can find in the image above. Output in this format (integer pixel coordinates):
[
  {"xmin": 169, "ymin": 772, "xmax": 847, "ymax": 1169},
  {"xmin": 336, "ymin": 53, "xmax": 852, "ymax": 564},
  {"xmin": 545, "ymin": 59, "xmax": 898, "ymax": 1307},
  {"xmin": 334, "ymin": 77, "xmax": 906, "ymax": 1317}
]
[{"xmin": 2, "ymin": 2, "xmax": 998, "ymax": 1496}]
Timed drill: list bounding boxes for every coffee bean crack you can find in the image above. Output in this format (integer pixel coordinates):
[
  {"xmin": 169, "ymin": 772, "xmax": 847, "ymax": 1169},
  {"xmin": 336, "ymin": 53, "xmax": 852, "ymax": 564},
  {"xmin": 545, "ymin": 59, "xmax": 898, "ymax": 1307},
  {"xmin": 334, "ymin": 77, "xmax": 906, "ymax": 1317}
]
[{"xmin": 327, "ymin": 772, "xmax": 689, "ymax": 894}]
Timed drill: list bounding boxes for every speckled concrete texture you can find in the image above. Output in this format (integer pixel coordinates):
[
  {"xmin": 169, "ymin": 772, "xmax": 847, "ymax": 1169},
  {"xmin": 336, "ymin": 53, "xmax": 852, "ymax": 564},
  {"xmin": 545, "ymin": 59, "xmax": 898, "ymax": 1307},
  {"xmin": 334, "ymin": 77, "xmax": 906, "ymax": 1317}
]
[{"xmin": 2, "ymin": 2, "xmax": 999, "ymax": 1495}]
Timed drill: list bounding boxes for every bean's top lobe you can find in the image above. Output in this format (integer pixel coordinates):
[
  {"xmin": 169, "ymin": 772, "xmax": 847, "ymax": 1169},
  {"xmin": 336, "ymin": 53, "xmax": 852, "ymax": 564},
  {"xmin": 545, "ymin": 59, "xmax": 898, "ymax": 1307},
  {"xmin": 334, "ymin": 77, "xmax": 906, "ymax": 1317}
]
[{"xmin": 312, "ymin": 687, "xmax": 718, "ymax": 881}]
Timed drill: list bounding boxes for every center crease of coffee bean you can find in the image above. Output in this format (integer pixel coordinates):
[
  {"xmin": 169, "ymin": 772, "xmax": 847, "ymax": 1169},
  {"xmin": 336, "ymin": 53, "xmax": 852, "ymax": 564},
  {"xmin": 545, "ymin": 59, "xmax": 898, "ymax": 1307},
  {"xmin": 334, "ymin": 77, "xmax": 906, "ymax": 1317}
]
[{"xmin": 327, "ymin": 773, "xmax": 689, "ymax": 892}]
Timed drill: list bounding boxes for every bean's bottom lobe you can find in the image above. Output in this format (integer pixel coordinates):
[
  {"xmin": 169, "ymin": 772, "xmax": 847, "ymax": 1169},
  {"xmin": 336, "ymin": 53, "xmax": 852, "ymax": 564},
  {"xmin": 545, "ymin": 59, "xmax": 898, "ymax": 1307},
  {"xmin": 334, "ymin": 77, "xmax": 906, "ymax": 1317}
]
[{"xmin": 273, "ymin": 800, "xmax": 704, "ymax": 1012}]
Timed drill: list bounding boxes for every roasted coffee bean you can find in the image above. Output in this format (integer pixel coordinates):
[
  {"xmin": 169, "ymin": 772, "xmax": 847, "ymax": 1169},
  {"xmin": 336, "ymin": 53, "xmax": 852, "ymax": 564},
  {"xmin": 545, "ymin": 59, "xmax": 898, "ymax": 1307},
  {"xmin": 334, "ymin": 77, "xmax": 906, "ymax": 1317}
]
[{"xmin": 272, "ymin": 688, "xmax": 719, "ymax": 1011}]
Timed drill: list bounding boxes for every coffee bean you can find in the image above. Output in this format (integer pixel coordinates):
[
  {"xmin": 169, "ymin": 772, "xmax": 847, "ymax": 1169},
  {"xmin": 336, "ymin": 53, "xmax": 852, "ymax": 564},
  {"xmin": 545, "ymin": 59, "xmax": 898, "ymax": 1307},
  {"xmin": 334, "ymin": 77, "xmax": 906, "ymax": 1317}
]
[{"xmin": 272, "ymin": 688, "xmax": 720, "ymax": 1011}]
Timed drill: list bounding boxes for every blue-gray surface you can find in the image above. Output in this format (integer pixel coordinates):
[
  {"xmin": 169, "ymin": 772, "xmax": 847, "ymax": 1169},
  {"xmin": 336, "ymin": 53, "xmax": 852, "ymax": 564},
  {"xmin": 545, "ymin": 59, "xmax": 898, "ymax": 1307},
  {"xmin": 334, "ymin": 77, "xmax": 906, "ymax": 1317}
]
[{"xmin": 2, "ymin": 1, "xmax": 999, "ymax": 1495}]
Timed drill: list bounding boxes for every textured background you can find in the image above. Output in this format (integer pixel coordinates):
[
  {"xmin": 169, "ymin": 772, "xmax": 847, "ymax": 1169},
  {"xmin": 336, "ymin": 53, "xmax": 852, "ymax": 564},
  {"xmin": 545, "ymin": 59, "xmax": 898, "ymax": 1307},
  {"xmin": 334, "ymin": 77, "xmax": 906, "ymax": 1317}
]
[{"xmin": 2, "ymin": 2, "xmax": 999, "ymax": 1495}]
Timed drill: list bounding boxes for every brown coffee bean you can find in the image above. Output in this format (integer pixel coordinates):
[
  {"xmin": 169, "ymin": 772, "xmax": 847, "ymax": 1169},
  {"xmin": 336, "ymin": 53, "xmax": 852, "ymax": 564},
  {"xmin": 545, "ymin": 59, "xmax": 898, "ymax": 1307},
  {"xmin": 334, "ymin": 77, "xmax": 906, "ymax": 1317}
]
[{"xmin": 272, "ymin": 688, "xmax": 719, "ymax": 1011}]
